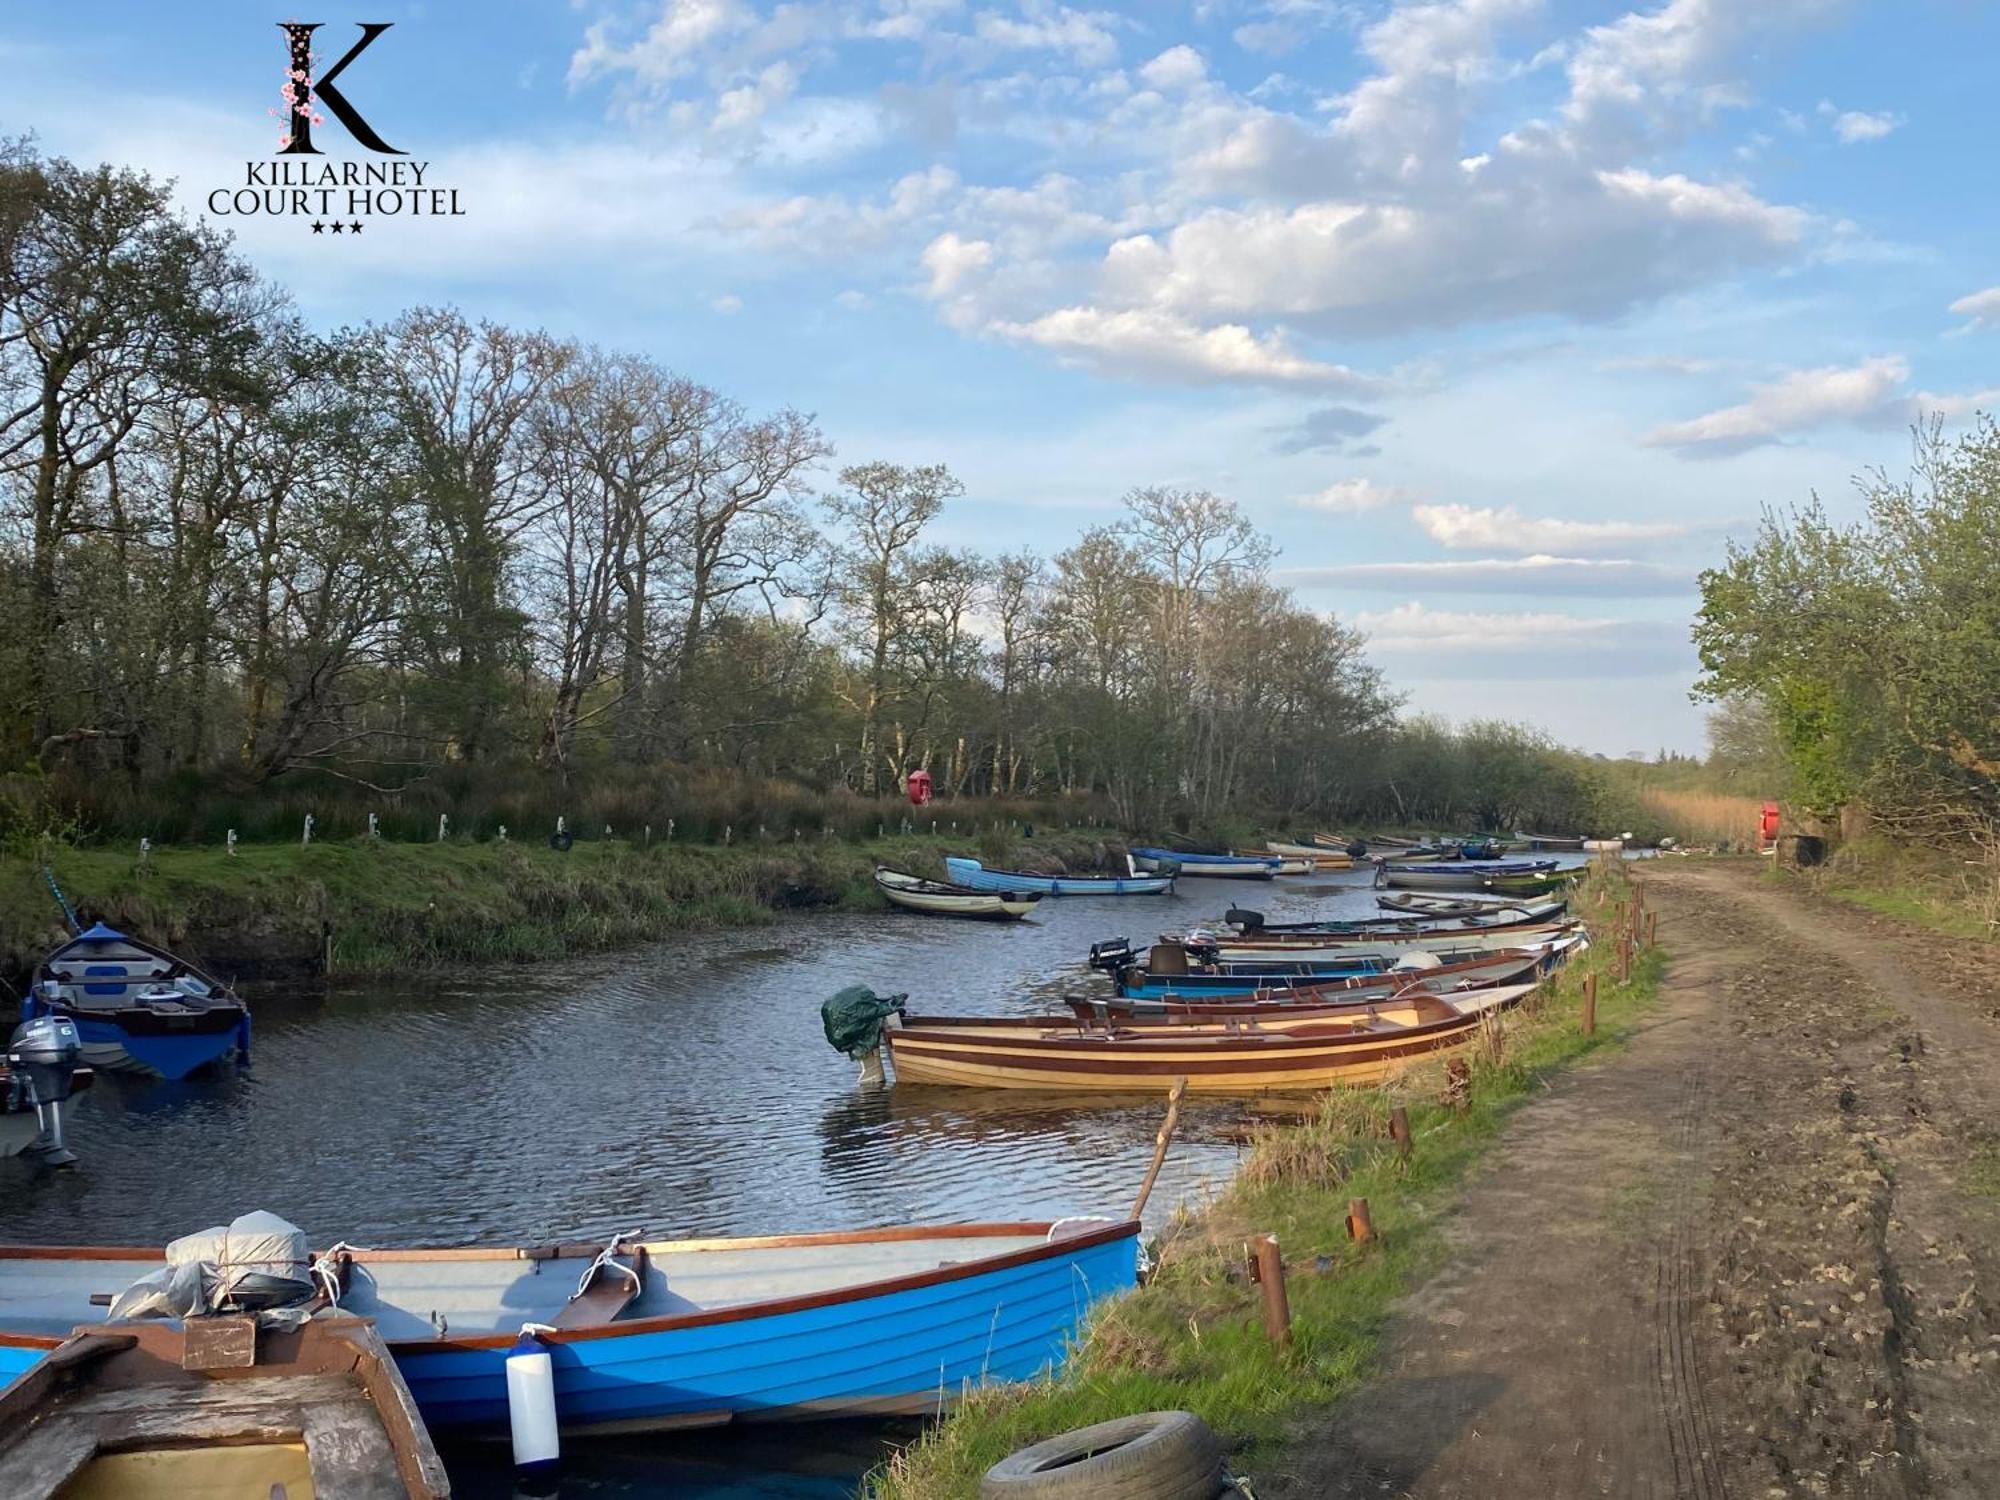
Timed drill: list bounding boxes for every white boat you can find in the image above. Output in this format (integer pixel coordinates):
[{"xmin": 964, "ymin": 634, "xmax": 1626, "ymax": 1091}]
[{"xmin": 874, "ymin": 867, "xmax": 1042, "ymax": 920}]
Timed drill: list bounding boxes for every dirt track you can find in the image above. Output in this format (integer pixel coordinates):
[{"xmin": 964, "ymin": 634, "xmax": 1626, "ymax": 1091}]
[{"xmin": 1266, "ymin": 860, "xmax": 2000, "ymax": 1500}]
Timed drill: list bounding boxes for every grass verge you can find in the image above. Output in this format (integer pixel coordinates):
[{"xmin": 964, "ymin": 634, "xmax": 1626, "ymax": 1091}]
[
  {"xmin": 0, "ymin": 829, "xmax": 1125, "ymax": 982},
  {"xmin": 867, "ymin": 864, "xmax": 1664, "ymax": 1499},
  {"xmin": 1795, "ymin": 833, "xmax": 1997, "ymax": 940}
]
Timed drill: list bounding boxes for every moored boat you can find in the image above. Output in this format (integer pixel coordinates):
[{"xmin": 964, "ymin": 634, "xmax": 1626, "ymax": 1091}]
[
  {"xmin": 0, "ymin": 1316, "xmax": 448, "ymax": 1499},
  {"xmin": 1479, "ymin": 868, "xmax": 1586, "ymax": 897},
  {"xmin": 1097, "ymin": 930, "xmax": 1582, "ymax": 997},
  {"xmin": 1520, "ymin": 832, "xmax": 1587, "ymax": 851},
  {"xmin": 28, "ymin": 924, "xmax": 250, "ymax": 1080},
  {"xmin": 1378, "ymin": 860, "xmax": 1559, "ymax": 891},
  {"xmin": 1215, "ymin": 897, "xmax": 1567, "ymax": 939},
  {"xmin": 884, "ymin": 984, "xmax": 1528, "ymax": 1092},
  {"xmin": 1130, "ymin": 848, "xmax": 1280, "ymax": 880},
  {"xmin": 1066, "ymin": 952, "xmax": 1549, "ymax": 1021},
  {"xmin": 875, "ymin": 867, "xmax": 1041, "ymax": 920},
  {"xmin": 1183, "ymin": 921, "xmax": 1578, "ymax": 966},
  {"xmin": 944, "ymin": 857, "xmax": 1173, "ymax": 896},
  {"xmin": 0, "ymin": 1221, "xmax": 1142, "ymax": 1435},
  {"xmin": 1260, "ymin": 841, "xmax": 1355, "ymax": 869}
]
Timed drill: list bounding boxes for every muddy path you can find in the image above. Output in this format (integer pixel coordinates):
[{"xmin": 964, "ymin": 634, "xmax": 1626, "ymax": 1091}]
[{"xmin": 1265, "ymin": 860, "xmax": 2000, "ymax": 1500}]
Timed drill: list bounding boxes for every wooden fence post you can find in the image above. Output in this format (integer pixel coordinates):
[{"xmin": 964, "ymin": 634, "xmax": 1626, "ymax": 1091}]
[
  {"xmin": 1389, "ymin": 1105, "xmax": 1412, "ymax": 1162},
  {"xmin": 1347, "ymin": 1198, "xmax": 1375, "ymax": 1245},
  {"xmin": 1583, "ymin": 971, "xmax": 1597, "ymax": 1035},
  {"xmin": 1247, "ymin": 1234, "xmax": 1292, "ymax": 1346}
]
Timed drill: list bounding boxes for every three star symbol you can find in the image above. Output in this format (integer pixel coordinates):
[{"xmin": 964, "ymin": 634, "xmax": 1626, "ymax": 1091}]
[{"xmin": 308, "ymin": 221, "xmax": 366, "ymax": 235}]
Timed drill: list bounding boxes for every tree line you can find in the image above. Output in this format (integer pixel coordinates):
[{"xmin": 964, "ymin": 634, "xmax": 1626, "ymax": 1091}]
[{"xmin": 2, "ymin": 144, "xmax": 1645, "ymax": 843}]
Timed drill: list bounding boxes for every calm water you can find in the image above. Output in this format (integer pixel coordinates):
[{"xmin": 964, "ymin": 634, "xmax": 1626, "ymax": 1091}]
[{"xmin": 0, "ymin": 862, "xmax": 1470, "ymax": 1495}]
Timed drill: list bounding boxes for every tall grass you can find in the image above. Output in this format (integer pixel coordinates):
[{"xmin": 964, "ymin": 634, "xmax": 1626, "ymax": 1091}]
[{"xmin": 1639, "ymin": 787, "xmax": 1764, "ymax": 848}]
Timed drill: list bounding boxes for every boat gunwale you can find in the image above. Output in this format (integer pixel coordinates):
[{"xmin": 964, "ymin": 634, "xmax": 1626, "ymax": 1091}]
[{"xmin": 0, "ymin": 1219, "xmax": 1140, "ymax": 1355}]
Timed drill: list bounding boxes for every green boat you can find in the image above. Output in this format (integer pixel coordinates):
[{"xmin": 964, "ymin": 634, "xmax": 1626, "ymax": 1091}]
[{"xmin": 1480, "ymin": 868, "xmax": 1586, "ymax": 897}]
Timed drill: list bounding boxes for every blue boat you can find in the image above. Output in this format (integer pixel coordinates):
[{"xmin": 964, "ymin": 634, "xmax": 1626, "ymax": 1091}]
[
  {"xmin": 0, "ymin": 1220, "xmax": 1141, "ymax": 1433},
  {"xmin": 1129, "ymin": 848, "xmax": 1281, "ymax": 879},
  {"xmin": 29, "ymin": 923, "xmax": 251, "ymax": 1080},
  {"xmin": 945, "ymin": 856, "xmax": 1173, "ymax": 897}
]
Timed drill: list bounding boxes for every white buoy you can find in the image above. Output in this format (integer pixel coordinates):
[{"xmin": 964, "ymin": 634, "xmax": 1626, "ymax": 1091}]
[{"xmin": 505, "ymin": 1327, "xmax": 560, "ymax": 1468}]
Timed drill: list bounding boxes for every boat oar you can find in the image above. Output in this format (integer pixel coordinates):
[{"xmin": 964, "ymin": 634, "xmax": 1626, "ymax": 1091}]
[
  {"xmin": 1130, "ymin": 1077, "xmax": 1190, "ymax": 1222},
  {"xmin": 42, "ymin": 866, "xmax": 80, "ymax": 935}
]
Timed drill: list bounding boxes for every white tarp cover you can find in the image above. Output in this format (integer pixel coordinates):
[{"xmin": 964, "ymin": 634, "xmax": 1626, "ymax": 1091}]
[{"xmin": 109, "ymin": 1210, "xmax": 313, "ymax": 1322}]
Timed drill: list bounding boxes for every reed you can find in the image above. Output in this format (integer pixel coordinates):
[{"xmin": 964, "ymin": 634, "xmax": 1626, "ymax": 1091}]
[
  {"xmin": 1639, "ymin": 787, "xmax": 1765, "ymax": 848},
  {"xmin": 867, "ymin": 865, "xmax": 1660, "ymax": 1500}
]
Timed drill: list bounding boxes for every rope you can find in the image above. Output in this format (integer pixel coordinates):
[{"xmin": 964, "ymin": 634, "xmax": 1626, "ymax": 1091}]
[
  {"xmin": 310, "ymin": 1242, "xmax": 360, "ymax": 1306},
  {"xmin": 576, "ymin": 1231, "xmax": 644, "ymax": 1298},
  {"xmin": 42, "ymin": 867, "xmax": 79, "ymax": 935}
]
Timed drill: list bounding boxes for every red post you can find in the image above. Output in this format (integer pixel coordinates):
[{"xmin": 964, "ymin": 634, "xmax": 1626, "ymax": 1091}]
[{"xmin": 1347, "ymin": 1198, "xmax": 1375, "ymax": 1245}]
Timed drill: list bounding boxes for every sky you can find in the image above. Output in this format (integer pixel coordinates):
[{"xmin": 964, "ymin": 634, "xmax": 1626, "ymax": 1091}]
[{"xmin": 5, "ymin": 1, "xmax": 1997, "ymax": 756}]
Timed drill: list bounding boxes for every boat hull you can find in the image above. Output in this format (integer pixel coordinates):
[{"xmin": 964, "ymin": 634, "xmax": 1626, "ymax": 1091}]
[
  {"xmin": 875, "ymin": 870, "xmax": 1039, "ymax": 919},
  {"xmin": 0, "ymin": 1223, "xmax": 1141, "ymax": 1435},
  {"xmin": 887, "ymin": 991, "xmax": 1521, "ymax": 1093},
  {"xmin": 1130, "ymin": 849, "xmax": 1280, "ymax": 879},
  {"xmin": 944, "ymin": 858, "xmax": 1172, "ymax": 896}
]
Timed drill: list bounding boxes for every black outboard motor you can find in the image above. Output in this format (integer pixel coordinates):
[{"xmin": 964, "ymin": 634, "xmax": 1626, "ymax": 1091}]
[
  {"xmin": 1225, "ymin": 907, "xmax": 1265, "ymax": 933},
  {"xmin": 8, "ymin": 1014, "xmax": 82, "ymax": 1166},
  {"xmin": 1088, "ymin": 938, "xmax": 1135, "ymax": 974},
  {"xmin": 1346, "ymin": 840, "xmax": 1368, "ymax": 859}
]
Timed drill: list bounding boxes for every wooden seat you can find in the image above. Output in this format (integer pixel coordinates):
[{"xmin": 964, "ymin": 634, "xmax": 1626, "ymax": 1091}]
[{"xmin": 551, "ymin": 1247, "xmax": 648, "ymax": 1330}]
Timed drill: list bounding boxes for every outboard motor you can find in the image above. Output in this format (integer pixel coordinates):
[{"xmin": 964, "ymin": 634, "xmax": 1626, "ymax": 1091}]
[
  {"xmin": 8, "ymin": 1014, "xmax": 82, "ymax": 1166},
  {"xmin": 1225, "ymin": 907, "xmax": 1265, "ymax": 933},
  {"xmin": 1346, "ymin": 840, "xmax": 1368, "ymax": 859},
  {"xmin": 1088, "ymin": 938, "xmax": 1135, "ymax": 974}
]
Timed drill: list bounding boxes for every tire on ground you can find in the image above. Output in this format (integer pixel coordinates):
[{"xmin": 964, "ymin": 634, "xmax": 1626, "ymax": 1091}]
[{"xmin": 979, "ymin": 1410, "xmax": 1223, "ymax": 1500}]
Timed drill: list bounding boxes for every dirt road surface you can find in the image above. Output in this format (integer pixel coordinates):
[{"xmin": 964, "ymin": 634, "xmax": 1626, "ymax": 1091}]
[{"xmin": 1266, "ymin": 860, "xmax": 2000, "ymax": 1500}]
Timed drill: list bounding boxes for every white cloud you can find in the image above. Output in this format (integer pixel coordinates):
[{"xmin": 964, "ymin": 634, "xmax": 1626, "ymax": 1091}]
[
  {"xmin": 570, "ymin": 0, "xmax": 750, "ymax": 88},
  {"xmin": 1412, "ymin": 503, "xmax": 1690, "ymax": 554},
  {"xmin": 1641, "ymin": 355, "xmax": 1909, "ymax": 453},
  {"xmin": 1282, "ymin": 556, "xmax": 1694, "ymax": 596},
  {"xmin": 1348, "ymin": 602, "xmax": 1693, "ymax": 677},
  {"xmin": 972, "ymin": 6, "xmax": 1121, "ymax": 66},
  {"xmin": 1949, "ymin": 286, "xmax": 2000, "ymax": 334},
  {"xmin": 1138, "ymin": 45, "xmax": 1207, "ymax": 92},
  {"xmin": 1353, "ymin": 601, "xmax": 1636, "ymax": 649},
  {"xmin": 989, "ymin": 306, "xmax": 1375, "ymax": 388},
  {"xmin": 1294, "ymin": 478, "xmax": 1407, "ymax": 513},
  {"xmin": 1819, "ymin": 100, "xmax": 1901, "ymax": 144},
  {"xmin": 711, "ymin": 292, "xmax": 744, "ymax": 313}
]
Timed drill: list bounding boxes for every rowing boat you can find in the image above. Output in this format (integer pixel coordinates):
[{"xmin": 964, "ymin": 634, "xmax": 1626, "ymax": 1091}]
[
  {"xmin": 1184, "ymin": 922, "xmax": 1577, "ymax": 966},
  {"xmin": 1130, "ymin": 848, "xmax": 1280, "ymax": 879},
  {"xmin": 943, "ymin": 857, "xmax": 1174, "ymax": 897},
  {"xmin": 1065, "ymin": 952, "xmax": 1548, "ymax": 1021},
  {"xmin": 1103, "ymin": 930, "xmax": 1582, "ymax": 997},
  {"xmin": 1378, "ymin": 860, "xmax": 1558, "ymax": 891},
  {"xmin": 1213, "ymin": 897, "xmax": 1568, "ymax": 939},
  {"xmin": 1520, "ymin": 833, "xmax": 1587, "ymax": 850},
  {"xmin": 1258, "ymin": 842, "xmax": 1355, "ymax": 870},
  {"xmin": 874, "ymin": 867, "xmax": 1041, "ymax": 920},
  {"xmin": 1377, "ymin": 891, "xmax": 1547, "ymax": 916},
  {"xmin": 0, "ymin": 1317, "xmax": 448, "ymax": 1499},
  {"xmin": 0, "ymin": 1222, "xmax": 1141, "ymax": 1436},
  {"xmin": 884, "ymin": 985, "xmax": 1526, "ymax": 1092},
  {"xmin": 29, "ymin": 925, "xmax": 251, "ymax": 1079},
  {"xmin": 1478, "ymin": 869, "xmax": 1586, "ymax": 897}
]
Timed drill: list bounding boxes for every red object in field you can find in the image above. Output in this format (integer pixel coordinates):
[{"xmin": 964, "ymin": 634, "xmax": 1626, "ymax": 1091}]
[
  {"xmin": 906, "ymin": 769, "xmax": 933, "ymax": 806},
  {"xmin": 1760, "ymin": 800, "xmax": 1781, "ymax": 845}
]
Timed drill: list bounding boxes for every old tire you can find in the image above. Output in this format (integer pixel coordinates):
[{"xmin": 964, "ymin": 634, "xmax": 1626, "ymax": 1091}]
[{"xmin": 979, "ymin": 1411, "xmax": 1223, "ymax": 1500}]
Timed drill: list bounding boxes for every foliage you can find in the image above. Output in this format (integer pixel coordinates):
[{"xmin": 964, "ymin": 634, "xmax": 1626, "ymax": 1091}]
[{"xmin": 1696, "ymin": 417, "xmax": 2000, "ymax": 836}]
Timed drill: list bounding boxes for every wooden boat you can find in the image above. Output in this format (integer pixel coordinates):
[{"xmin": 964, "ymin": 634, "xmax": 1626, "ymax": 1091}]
[
  {"xmin": 1185, "ymin": 922, "xmax": 1577, "ymax": 966},
  {"xmin": 1479, "ymin": 868, "xmax": 1586, "ymax": 897},
  {"xmin": 1377, "ymin": 891, "xmax": 1546, "ymax": 916},
  {"xmin": 874, "ymin": 867, "xmax": 1041, "ymax": 920},
  {"xmin": 1233, "ymin": 851, "xmax": 1314, "ymax": 875},
  {"xmin": 884, "ymin": 985, "xmax": 1525, "ymax": 1092},
  {"xmin": 1582, "ymin": 838, "xmax": 1626, "ymax": 853},
  {"xmin": 0, "ymin": 1222, "xmax": 1141, "ymax": 1434},
  {"xmin": 1213, "ymin": 897, "xmax": 1567, "ymax": 940},
  {"xmin": 1129, "ymin": 848, "xmax": 1280, "ymax": 880},
  {"xmin": 1520, "ymin": 833, "xmax": 1587, "ymax": 851},
  {"xmin": 1066, "ymin": 953, "xmax": 1548, "ymax": 1021},
  {"xmin": 1379, "ymin": 860, "xmax": 1558, "ymax": 892},
  {"xmin": 1260, "ymin": 841, "xmax": 1354, "ymax": 869},
  {"xmin": 944, "ymin": 857, "xmax": 1173, "ymax": 897},
  {"xmin": 0, "ymin": 1317, "xmax": 447, "ymax": 1499},
  {"xmin": 1104, "ymin": 931, "xmax": 1581, "ymax": 997},
  {"xmin": 30, "ymin": 924, "xmax": 250, "ymax": 1079}
]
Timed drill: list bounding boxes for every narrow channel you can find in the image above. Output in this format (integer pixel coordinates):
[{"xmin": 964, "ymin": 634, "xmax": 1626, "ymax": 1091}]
[{"xmin": 3, "ymin": 867, "xmax": 1409, "ymax": 1493}]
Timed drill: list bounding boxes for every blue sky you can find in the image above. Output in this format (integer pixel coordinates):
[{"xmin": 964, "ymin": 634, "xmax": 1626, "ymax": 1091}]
[{"xmin": 7, "ymin": 1, "xmax": 1997, "ymax": 754}]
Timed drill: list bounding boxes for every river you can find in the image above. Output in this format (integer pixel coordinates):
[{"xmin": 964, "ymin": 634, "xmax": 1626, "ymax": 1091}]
[{"xmin": 2, "ymin": 861, "xmax": 1518, "ymax": 1495}]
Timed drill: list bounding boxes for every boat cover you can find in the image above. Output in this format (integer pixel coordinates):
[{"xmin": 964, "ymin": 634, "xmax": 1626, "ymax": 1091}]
[
  {"xmin": 822, "ymin": 986, "xmax": 908, "ymax": 1057},
  {"xmin": 108, "ymin": 1210, "xmax": 314, "ymax": 1324}
]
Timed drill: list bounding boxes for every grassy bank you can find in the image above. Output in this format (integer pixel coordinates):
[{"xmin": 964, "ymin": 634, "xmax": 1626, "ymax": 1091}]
[
  {"xmin": 0, "ymin": 828, "xmax": 1125, "ymax": 982},
  {"xmin": 868, "ymin": 864, "xmax": 1663, "ymax": 1499},
  {"xmin": 1794, "ymin": 832, "xmax": 1999, "ymax": 939}
]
